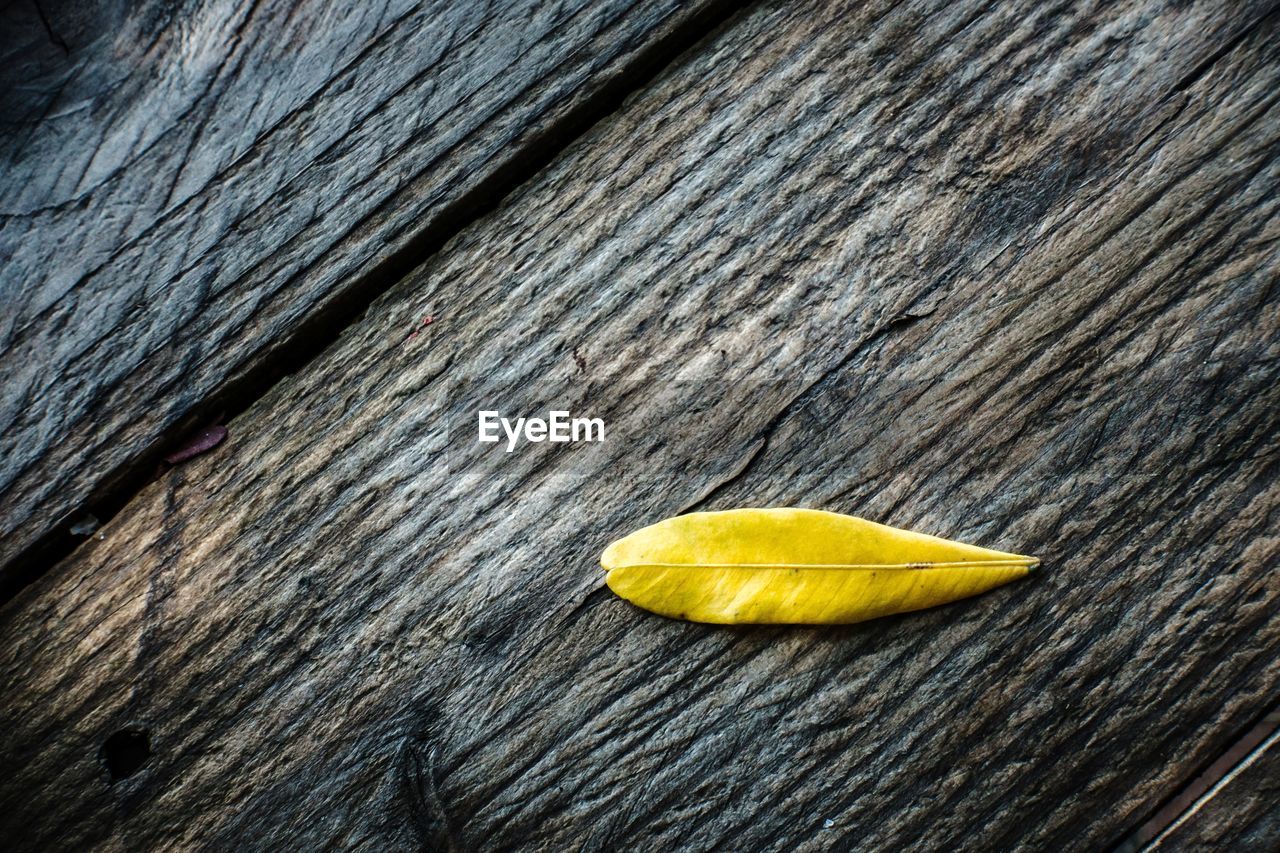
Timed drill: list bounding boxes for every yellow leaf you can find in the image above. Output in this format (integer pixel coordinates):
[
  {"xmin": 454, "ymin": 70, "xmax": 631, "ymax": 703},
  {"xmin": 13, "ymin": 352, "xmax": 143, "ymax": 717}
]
[{"xmin": 601, "ymin": 508, "xmax": 1037, "ymax": 624}]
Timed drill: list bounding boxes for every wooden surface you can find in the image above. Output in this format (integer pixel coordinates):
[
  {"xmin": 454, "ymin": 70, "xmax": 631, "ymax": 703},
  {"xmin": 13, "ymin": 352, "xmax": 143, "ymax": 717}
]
[
  {"xmin": 2, "ymin": 0, "xmax": 1279, "ymax": 850},
  {"xmin": 1152, "ymin": 725, "xmax": 1280, "ymax": 850},
  {"xmin": 0, "ymin": 0, "xmax": 732, "ymax": 582}
]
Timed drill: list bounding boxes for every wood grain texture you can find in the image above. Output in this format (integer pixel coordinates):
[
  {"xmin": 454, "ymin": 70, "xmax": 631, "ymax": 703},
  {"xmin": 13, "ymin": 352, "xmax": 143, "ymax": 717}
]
[
  {"xmin": 2, "ymin": 0, "xmax": 1278, "ymax": 849},
  {"xmin": 0, "ymin": 0, "xmax": 733, "ymax": 580},
  {"xmin": 1149, "ymin": 723, "xmax": 1280, "ymax": 850}
]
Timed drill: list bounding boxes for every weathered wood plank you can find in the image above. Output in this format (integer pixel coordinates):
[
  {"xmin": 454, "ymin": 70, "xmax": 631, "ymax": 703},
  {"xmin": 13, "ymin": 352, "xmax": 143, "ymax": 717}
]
[
  {"xmin": 0, "ymin": 0, "xmax": 735, "ymax": 584},
  {"xmin": 2, "ymin": 0, "xmax": 1277, "ymax": 849},
  {"xmin": 1143, "ymin": 713, "xmax": 1280, "ymax": 850}
]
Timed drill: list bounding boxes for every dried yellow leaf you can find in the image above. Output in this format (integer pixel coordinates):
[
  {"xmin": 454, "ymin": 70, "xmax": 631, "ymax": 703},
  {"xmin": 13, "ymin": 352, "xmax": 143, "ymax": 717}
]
[{"xmin": 602, "ymin": 508, "xmax": 1037, "ymax": 624}]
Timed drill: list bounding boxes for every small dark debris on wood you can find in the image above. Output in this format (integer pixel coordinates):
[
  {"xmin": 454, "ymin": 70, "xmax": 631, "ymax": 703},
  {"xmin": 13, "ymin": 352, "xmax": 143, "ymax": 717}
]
[
  {"xmin": 407, "ymin": 315, "xmax": 437, "ymax": 343},
  {"xmin": 164, "ymin": 426, "xmax": 228, "ymax": 465}
]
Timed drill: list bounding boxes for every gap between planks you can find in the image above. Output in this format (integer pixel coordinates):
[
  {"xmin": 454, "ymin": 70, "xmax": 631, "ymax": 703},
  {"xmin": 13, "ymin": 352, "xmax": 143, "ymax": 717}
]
[{"xmin": 1113, "ymin": 701, "xmax": 1280, "ymax": 850}]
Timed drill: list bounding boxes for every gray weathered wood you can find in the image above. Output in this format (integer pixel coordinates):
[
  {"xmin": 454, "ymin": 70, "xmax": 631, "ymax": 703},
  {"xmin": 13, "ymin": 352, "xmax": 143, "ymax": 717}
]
[
  {"xmin": 1150, "ymin": 724, "xmax": 1280, "ymax": 850},
  {"xmin": 0, "ymin": 0, "xmax": 733, "ymax": 581},
  {"xmin": 1, "ymin": 0, "xmax": 1277, "ymax": 849}
]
